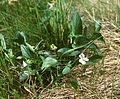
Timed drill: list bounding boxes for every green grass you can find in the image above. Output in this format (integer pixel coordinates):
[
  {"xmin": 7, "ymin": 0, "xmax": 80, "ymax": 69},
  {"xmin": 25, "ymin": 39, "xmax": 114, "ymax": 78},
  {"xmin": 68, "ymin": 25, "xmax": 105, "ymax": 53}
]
[{"xmin": 0, "ymin": 0, "xmax": 48, "ymax": 43}]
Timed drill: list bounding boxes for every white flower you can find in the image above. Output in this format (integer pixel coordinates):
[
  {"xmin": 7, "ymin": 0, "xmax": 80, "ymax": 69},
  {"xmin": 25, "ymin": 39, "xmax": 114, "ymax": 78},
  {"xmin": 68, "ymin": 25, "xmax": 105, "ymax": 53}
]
[{"xmin": 79, "ymin": 53, "xmax": 89, "ymax": 65}]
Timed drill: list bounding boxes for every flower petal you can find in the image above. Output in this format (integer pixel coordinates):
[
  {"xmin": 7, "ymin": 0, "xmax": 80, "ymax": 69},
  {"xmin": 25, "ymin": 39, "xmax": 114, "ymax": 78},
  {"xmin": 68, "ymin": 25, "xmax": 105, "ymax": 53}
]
[
  {"xmin": 79, "ymin": 53, "xmax": 85, "ymax": 59},
  {"xmin": 83, "ymin": 57, "xmax": 89, "ymax": 61},
  {"xmin": 79, "ymin": 59, "xmax": 86, "ymax": 65}
]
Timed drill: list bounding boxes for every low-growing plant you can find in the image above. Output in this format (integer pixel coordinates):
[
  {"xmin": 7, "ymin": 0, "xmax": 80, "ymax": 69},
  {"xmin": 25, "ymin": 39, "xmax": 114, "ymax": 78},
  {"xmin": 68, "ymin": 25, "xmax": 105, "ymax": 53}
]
[
  {"xmin": 0, "ymin": 0, "xmax": 105, "ymax": 97},
  {"xmin": 0, "ymin": 13, "xmax": 104, "ymax": 82}
]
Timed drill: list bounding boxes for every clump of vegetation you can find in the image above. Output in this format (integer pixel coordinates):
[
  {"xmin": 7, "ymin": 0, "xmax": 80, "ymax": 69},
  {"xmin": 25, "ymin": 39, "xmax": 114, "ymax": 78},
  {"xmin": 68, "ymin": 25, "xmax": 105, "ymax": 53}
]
[{"xmin": 0, "ymin": 0, "xmax": 105, "ymax": 98}]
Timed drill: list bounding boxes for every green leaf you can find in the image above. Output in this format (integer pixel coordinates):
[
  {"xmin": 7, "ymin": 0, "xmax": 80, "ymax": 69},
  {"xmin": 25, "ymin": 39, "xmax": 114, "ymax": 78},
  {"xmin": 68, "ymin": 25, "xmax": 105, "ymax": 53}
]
[
  {"xmin": 15, "ymin": 31, "xmax": 27, "ymax": 44},
  {"xmin": 19, "ymin": 67, "xmax": 34, "ymax": 82},
  {"xmin": 62, "ymin": 66, "xmax": 71, "ymax": 75},
  {"xmin": 90, "ymin": 54, "xmax": 103, "ymax": 62},
  {"xmin": 0, "ymin": 34, "xmax": 6, "ymax": 50},
  {"xmin": 85, "ymin": 54, "xmax": 103, "ymax": 65},
  {"xmin": 20, "ymin": 45, "xmax": 31, "ymax": 58},
  {"xmin": 62, "ymin": 61, "xmax": 72, "ymax": 75},
  {"xmin": 57, "ymin": 48, "xmax": 71, "ymax": 54},
  {"xmin": 41, "ymin": 57, "xmax": 58, "ymax": 71},
  {"xmin": 61, "ymin": 44, "xmax": 88, "ymax": 57},
  {"xmin": 71, "ymin": 11, "xmax": 83, "ymax": 36},
  {"xmin": 7, "ymin": 49, "xmax": 14, "ymax": 58},
  {"xmin": 91, "ymin": 33, "xmax": 105, "ymax": 43},
  {"xmin": 89, "ymin": 43, "xmax": 101, "ymax": 54},
  {"xmin": 61, "ymin": 48, "xmax": 75, "ymax": 56},
  {"xmin": 19, "ymin": 71, "xmax": 29, "ymax": 82},
  {"xmin": 71, "ymin": 80, "xmax": 78, "ymax": 90},
  {"xmin": 95, "ymin": 20, "xmax": 101, "ymax": 33},
  {"xmin": 25, "ymin": 43, "xmax": 35, "ymax": 53},
  {"xmin": 69, "ymin": 51, "xmax": 80, "ymax": 56},
  {"xmin": 38, "ymin": 51, "xmax": 50, "ymax": 57},
  {"xmin": 73, "ymin": 35, "xmax": 90, "ymax": 47}
]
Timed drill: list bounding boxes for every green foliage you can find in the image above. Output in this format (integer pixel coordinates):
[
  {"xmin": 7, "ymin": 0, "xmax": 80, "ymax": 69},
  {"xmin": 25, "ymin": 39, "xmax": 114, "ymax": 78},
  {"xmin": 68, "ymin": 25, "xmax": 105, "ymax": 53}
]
[
  {"xmin": 0, "ymin": 0, "xmax": 106, "ymax": 98},
  {"xmin": 0, "ymin": 34, "xmax": 6, "ymax": 50},
  {"xmin": 70, "ymin": 80, "xmax": 79, "ymax": 90},
  {"xmin": 62, "ymin": 61, "xmax": 72, "ymax": 75},
  {"xmin": 62, "ymin": 66, "xmax": 71, "ymax": 75},
  {"xmin": 15, "ymin": 31, "xmax": 27, "ymax": 44},
  {"xmin": 20, "ymin": 45, "xmax": 31, "ymax": 58},
  {"xmin": 19, "ymin": 66, "xmax": 34, "ymax": 82},
  {"xmin": 41, "ymin": 57, "xmax": 58, "ymax": 71},
  {"xmin": 44, "ymin": 0, "xmax": 72, "ymax": 47},
  {"xmin": 71, "ymin": 10, "xmax": 83, "ymax": 36}
]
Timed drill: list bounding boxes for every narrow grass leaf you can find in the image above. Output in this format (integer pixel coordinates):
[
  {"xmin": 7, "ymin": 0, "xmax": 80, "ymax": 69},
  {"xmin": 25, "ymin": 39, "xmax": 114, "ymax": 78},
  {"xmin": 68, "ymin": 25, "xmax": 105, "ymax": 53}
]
[{"xmin": 0, "ymin": 34, "xmax": 6, "ymax": 50}]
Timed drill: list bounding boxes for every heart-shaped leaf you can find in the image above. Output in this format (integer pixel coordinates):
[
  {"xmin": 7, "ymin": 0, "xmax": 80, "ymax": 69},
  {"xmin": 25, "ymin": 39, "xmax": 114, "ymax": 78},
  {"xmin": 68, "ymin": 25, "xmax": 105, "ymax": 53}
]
[
  {"xmin": 20, "ymin": 45, "xmax": 31, "ymax": 58},
  {"xmin": 41, "ymin": 57, "xmax": 58, "ymax": 71}
]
